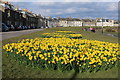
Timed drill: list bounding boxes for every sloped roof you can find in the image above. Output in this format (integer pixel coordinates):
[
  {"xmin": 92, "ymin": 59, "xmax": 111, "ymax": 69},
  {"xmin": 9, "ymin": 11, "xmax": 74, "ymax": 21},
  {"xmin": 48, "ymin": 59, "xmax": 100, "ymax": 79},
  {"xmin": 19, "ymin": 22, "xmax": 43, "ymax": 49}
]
[{"xmin": 59, "ymin": 18, "xmax": 81, "ymax": 21}]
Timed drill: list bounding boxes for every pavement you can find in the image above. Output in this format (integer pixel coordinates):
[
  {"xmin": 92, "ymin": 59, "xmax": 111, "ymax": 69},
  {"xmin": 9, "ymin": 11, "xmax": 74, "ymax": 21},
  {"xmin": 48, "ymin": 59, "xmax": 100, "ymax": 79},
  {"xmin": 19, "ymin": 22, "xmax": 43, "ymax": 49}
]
[
  {"xmin": 92, "ymin": 30, "xmax": 119, "ymax": 38},
  {"xmin": 0, "ymin": 29, "xmax": 44, "ymax": 41},
  {"xmin": 0, "ymin": 29, "xmax": 44, "ymax": 79},
  {"xmin": 101, "ymin": 33, "xmax": 119, "ymax": 38}
]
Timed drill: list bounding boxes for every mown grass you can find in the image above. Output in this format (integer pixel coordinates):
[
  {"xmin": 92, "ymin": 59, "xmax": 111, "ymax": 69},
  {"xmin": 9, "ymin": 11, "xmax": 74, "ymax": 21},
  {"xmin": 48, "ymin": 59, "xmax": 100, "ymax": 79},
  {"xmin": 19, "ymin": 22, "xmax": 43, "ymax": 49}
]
[{"xmin": 2, "ymin": 27, "xmax": 119, "ymax": 79}]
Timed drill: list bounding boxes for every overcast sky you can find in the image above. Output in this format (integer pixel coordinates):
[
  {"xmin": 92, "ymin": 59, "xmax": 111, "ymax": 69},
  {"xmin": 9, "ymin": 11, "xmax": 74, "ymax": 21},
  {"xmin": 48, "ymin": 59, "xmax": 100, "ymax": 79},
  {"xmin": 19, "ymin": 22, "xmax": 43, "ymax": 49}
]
[{"xmin": 9, "ymin": 0, "xmax": 119, "ymax": 20}]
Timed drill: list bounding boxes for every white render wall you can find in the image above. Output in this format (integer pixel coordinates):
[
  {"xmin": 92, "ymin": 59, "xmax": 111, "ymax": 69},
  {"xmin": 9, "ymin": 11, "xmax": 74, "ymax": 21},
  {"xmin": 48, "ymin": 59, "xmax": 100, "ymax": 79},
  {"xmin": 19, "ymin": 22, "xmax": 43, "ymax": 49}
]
[
  {"xmin": 96, "ymin": 19, "xmax": 114, "ymax": 26},
  {"xmin": 83, "ymin": 23, "xmax": 96, "ymax": 26},
  {"xmin": 52, "ymin": 21, "xmax": 59, "ymax": 27},
  {"xmin": 47, "ymin": 19, "xmax": 117, "ymax": 27},
  {"xmin": 74, "ymin": 21, "xmax": 82, "ymax": 26},
  {"xmin": 59, "ymin": 21, "xmax": 68, "ymax": 27},
  {"xmin": 114, "ymin": 24, "xmax": 119, "ymax": 26},
  {"xmin": 59, "ymin": 21, "xmax": 82, "ymax": 27},
  {"xmin": 96, "ymin": 22, "xmax": 114, "ymax": 26},
  {"xmin": 47, "ymin": 21, "xmax": 53, "ymax": 28}
]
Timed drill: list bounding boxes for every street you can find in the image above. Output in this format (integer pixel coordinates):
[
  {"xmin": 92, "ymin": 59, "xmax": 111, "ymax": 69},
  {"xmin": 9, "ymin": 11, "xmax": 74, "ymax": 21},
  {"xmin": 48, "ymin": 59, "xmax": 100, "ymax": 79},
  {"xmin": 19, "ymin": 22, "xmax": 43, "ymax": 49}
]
[{"xmin": 0, "ymin": 29, "xmax": 44, "ymax": 41}]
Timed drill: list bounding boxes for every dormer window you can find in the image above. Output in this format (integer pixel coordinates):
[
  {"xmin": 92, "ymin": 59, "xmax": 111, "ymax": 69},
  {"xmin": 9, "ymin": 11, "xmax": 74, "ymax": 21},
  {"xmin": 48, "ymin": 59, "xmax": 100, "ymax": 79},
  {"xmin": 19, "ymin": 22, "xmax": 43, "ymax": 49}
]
[{"xmin": 106, "ymin": 19, "xmax": 109, "ymax": 22}]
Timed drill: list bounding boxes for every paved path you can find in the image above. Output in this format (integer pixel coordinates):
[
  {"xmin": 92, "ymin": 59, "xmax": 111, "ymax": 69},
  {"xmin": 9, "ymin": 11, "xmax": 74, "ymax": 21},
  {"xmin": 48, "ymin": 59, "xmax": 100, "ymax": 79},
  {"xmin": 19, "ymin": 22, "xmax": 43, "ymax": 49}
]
[
  {"xmin": 96, "ymin": 32, "xmax": 119, "ymax": 38},
  {"xmin": 0, "ymin": 29, "xmax": 44, "ymax": 41},
  {"xmin": 87, "ymin": 30, "xmax": 119, "ymax": 38}
]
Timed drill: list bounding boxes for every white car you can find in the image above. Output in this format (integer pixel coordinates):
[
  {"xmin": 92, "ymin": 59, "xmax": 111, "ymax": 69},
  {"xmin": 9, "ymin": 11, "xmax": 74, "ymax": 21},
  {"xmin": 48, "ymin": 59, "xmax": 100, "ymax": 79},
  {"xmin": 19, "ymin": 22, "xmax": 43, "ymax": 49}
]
[{"xmin": 41, "ymin": 26, "xmax": 44, "ymax": 28}]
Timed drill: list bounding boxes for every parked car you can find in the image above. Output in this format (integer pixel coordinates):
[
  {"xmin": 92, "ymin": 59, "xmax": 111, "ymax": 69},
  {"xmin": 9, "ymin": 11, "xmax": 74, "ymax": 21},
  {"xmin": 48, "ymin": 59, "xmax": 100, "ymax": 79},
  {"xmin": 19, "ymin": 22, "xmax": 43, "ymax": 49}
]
[
  {"xmin": 47, "ymin": 26, "xmax": 51, "ymax": 28},
  {"xmin": 31, "ymin": 26, "xmax": 35, "ymax": 29},
  {"xmin": 2, "ymin": 23, "xmax": 9, "ymax": 32},
  {"xmin": 7, "ymin": 25, "xmax": 15, "ymax": 31},
  {"xmin": 41, "ymin": 26, "xmax": 44, "ymax": 28},
  {"xmin": 27, "ymin": 26, "xmax": 31, "ymax": 29},
  {"xmin": 38, "ymin": 26, "xmax": 41, "ymax": 28},
  {"xmin": 15, "ymin": 25, "xmax": 22, "ymax": 30},
  {"xmin": 24, "ymin": 26, "xmax": 28, "ymax": 29},
  {"xmin": 45, "ymin": 27, "xmax": 48, "ymax": 28},
  {"xmin": 21, "ymin": 26, "xmax": 25, "ymax": 30},
  {"xmin": 35, "ymin": 26, "xmax": 37, "ymax": 29}
]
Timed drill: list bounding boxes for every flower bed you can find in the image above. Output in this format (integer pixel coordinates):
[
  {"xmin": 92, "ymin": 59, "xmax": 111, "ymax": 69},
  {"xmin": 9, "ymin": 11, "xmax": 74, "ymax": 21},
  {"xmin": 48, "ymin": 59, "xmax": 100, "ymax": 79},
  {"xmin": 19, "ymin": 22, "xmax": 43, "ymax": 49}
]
[
  {"xmin": 41, "ymin": 31, "xmax": 82, "ymax": 39},
  {"xmin": 55, "ymin": 31, "xmax": 76, "ymax": 34},
  {"xmin": 3, "ymin": 37, "xmax": 119, "ymax": 72}
]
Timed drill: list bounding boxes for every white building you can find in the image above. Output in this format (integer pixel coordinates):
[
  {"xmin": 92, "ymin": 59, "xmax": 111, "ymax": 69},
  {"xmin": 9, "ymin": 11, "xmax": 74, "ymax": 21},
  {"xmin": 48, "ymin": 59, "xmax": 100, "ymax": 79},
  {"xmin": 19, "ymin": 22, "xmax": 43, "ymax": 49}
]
[
  {"xmin": 52, "ymin": 18, "xmax": 59, "ymax": 27},
  {"xmin": 96, "ymin": 18, "xmax": 114, "ymax": 27},
  {"xmin": 46, "ymin": 17, "xmax": 59, "ymax": 28},
  {"xmin": 59, "ymin": 18, "xmax": 82, "ymax": 27},
  {"xmin": 82, "ymin": 19, "xmax": 96, "ymax": 26},
  {"xmin": 74, "ymin": 21, "xmax": 82, "ymax": 26},
  {"xmin": 46, "ymin": 16, "xmax": 53, "ymax": 28},
  {"xmin": 46, "ymin": 17, "xmax": 118, "ymax": 27},
  {"xmin": 114, "ymin": 20, "xmax": 119, "ymax": 26},
  {"xmin": 59, "ymin": 18, "xmax": 68, "ymax": 27}
]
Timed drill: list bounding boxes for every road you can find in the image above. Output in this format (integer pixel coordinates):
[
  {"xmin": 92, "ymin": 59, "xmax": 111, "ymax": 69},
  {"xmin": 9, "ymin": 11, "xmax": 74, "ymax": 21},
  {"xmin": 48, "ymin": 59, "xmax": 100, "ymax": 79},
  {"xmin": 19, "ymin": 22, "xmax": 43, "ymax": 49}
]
[{"xmin": 0, "ymin": 29, "xmax": 44, "ymax": 41}]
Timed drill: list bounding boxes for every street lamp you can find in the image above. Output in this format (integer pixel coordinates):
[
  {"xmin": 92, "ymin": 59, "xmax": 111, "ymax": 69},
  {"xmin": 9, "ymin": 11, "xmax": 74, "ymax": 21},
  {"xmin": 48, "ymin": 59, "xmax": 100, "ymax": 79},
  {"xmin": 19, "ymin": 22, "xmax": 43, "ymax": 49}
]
[{"xmin": 101, "ymin": 18, "xmax": 103, "ymax": 34}]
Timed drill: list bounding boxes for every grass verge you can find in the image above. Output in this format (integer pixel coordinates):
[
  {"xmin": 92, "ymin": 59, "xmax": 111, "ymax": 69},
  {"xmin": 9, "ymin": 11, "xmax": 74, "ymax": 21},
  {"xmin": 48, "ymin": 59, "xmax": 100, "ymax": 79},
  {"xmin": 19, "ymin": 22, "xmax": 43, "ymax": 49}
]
[{"xmin": 2, "ymin": 27, "xmax": 119, "ymax": 78}]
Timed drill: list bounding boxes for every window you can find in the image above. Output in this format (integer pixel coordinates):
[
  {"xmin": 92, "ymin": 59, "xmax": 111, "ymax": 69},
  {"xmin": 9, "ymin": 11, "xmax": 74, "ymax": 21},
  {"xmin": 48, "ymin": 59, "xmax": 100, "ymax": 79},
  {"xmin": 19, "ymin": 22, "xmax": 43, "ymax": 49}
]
[
  {"xmin": 106, "ymin": 19, "xmax": 109, "ymax": 22},
  {"xmin": 102, "ymin": 19, "xmax": 105, "ymax": 22}
]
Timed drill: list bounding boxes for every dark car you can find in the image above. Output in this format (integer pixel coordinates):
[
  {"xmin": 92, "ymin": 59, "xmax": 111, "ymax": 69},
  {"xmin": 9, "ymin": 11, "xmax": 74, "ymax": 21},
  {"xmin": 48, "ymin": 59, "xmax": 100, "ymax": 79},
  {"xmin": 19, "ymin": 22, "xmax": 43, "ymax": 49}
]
[
  {"xmin": 7, "ymin": 25, "xmax": 15, "ymax": 31},
  {"xmin": 21, "ymin": 26, "xmax": 25, "ymax": 30},
  {"xmin": 27, "ymin": 26, "xmax": 31, "ymax": 29},
  {"xmin": 2, "ymin": 23, "xmax": 9, "ymax": 32},
  {"xmin": 34, "ymin": 26, "xmax": 37, "ymax": 29},
  {"xmin": 15, "ymin": 25, "xmax": 22, "ymax": 30},
  {"xmin": 31, "ymin": 26, "xmax": 35, "ymax": 29},
  {"xmin": 24, "ymin": 26, "xmax": 28, "ymax": 29}
]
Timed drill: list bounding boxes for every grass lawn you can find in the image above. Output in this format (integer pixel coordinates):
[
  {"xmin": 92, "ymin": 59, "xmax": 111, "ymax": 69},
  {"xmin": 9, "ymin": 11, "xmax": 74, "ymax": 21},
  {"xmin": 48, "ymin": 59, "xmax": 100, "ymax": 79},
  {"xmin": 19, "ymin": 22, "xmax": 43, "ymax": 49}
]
[{"xmin": 2, "ymin": 27, "xmax": 119, "ymax": 78}]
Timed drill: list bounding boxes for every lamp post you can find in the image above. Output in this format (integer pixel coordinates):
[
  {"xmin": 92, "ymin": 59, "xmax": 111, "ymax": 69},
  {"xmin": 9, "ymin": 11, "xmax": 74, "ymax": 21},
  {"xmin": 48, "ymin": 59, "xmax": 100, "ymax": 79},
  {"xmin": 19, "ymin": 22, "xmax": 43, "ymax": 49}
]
[{"xmin": 102, "ymin": 18, "xmax": 103, "ymax": 34}]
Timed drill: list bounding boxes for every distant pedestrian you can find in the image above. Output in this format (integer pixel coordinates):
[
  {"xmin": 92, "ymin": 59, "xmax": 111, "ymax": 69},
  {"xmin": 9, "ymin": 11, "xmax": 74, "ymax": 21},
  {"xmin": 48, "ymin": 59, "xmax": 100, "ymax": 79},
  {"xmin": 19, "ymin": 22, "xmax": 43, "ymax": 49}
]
[
  {"xmin": 90, "ymin": 27, "xmax": 92, "ymax": 31},
  {"xmin": 84, "ymin": 28, "xmax": 87, "ymax": 31},
  {"xmin": 82, "ymin": 28, "xmax": 87, "ymax": 31}
]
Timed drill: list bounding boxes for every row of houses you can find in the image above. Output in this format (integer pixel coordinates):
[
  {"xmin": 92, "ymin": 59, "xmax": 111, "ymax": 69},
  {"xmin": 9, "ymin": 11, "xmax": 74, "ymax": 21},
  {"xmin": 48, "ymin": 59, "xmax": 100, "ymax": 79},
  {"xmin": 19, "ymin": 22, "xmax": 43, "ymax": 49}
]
[
  {"xmin": 47, "ymin": 17, "xmax": 119, "ymax": 27},
  {"xmin": 0, "ymin": 1, "xmax": 47, "ymax": 29},
  {"xmin": 0, "ymin": 1, "xmax": 119, "ymax": 29}
]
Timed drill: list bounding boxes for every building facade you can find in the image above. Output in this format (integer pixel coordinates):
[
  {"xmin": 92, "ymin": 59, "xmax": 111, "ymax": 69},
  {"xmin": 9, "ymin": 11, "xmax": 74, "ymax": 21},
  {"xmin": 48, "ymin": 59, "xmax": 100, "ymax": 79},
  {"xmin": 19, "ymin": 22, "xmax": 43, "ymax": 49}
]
[
  {"xmin": 82, "ymin": 19, "xmax": 96, "ymax": 26},
  {"xmin": 113, "ymin": 20, "xmax": 119, "ymax": 26},
  {"xmin": 96, "ymin": 18, "xmax": 114, "ymax": 27},
  {"xmin": 58, "ymin": 18, "xmax": 82, "ymax": 27},
  {"xmin": 1, "ymin": 1, "xmax": 39, "ymax": 28},
  {"xmin": 59, "ymin": 18, "xmax": 68, "ymax": 27},
  {"xmin": 1, "ymin": 1, "xmax": 119, "ymax": 29}
]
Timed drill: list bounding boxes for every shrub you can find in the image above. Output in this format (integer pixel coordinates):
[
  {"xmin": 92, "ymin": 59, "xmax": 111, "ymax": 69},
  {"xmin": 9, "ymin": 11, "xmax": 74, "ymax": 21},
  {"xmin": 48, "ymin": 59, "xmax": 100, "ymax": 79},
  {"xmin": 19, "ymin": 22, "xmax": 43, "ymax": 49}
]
[{"xmin": 105, "ymin": 28, "xmax": 116, "ymax": 32}]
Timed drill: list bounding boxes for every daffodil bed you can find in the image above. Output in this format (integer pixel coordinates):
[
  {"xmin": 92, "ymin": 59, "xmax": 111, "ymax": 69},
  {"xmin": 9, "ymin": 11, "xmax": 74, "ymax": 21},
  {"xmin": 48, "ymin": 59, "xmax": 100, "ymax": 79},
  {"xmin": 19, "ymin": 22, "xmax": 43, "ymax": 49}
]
[
  {"xmin": 41, "ymin": 31, "xmax": 82, "ymax": 39},
  {"xmin": 3, "ymin": 31, "xmax": 120, "ymax": 73}
]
